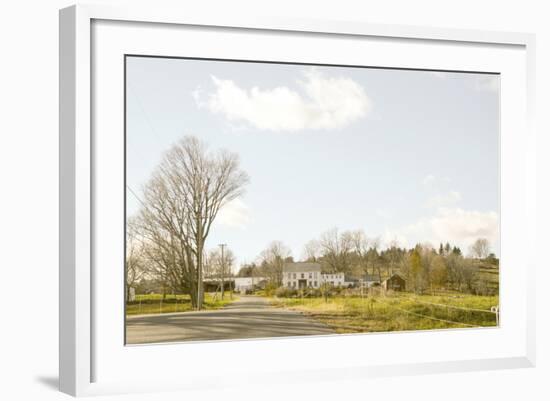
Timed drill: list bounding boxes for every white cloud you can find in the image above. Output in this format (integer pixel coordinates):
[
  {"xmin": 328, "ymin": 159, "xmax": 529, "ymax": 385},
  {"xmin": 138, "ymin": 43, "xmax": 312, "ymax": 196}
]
[
  {"xmin": 426, "ymin": 190, "xmax": 462, "ymax": 208},
  {"xmin": 384, "ymin": 208, "xmax": 499, "ymax": 253},
  {"xmin": 216, "ymin": 199, "xmax": 251, "ymax": 229},
  {"xmin": 194, "ymin": 69, "xmax": 371, "ymax": 131},
  {"xmin": 431, "ymin": 208, "xmax": 498, "ymax": 245}
]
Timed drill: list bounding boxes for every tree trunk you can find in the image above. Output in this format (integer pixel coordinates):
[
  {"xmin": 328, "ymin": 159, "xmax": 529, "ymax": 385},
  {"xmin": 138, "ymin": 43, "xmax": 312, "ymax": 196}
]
[{"xmin": 189, "ymin": 281, "xmax": 198, "ymax": 309}]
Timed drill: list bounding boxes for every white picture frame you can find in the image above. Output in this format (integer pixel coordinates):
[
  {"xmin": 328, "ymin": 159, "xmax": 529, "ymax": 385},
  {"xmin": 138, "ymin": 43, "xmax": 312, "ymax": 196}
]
[{"xmin": 59, "ymin": 4, "xmax": 536, "ymax": 397}]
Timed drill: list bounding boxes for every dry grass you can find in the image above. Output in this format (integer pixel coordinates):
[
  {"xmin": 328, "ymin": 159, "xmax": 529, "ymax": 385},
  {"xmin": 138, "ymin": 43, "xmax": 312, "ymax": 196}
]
[
  {"xmin": 269, "ymin": 292, "xmax": 498, "ymax": 333},
  {"xmin": 126, "ymin": 292, "xmax": 238, "ymax": 316}
]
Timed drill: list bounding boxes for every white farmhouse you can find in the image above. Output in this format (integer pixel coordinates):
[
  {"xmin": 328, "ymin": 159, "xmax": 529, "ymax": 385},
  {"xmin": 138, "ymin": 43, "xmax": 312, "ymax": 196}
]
[
  {"xmin": 323, "ymin": 271, "xmax": 346, "ymax": 287},
  {"xmin": 282, "ymin": 262, "xmax": 346, "ymax": 289},
  {"xmin": 283, "ymin": 262, "xmax": 322, "ymax": 289}
]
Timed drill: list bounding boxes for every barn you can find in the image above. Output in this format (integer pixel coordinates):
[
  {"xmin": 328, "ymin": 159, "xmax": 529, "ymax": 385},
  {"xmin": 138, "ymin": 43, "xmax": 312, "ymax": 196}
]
[{"xmin": 382, "ymin": 273, "xmax": 406, "ymax": 291}]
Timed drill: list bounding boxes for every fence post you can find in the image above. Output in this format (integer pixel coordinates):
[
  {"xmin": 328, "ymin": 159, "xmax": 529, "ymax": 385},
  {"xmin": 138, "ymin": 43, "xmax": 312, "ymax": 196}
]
[{"xmin": 491, "ymin": 306, "xmax": 500, "ymax": 326}]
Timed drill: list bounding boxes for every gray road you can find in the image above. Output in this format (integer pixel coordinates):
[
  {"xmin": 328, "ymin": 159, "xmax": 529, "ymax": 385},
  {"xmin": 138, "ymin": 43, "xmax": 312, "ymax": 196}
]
[{"xmin": 126, "ymin": 295, "xmax": 334, "ymax": 344}]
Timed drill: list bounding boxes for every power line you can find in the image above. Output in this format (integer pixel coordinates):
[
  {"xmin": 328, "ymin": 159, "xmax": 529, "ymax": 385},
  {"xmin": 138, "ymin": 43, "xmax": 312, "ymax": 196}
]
[
  {"xmin": 127, "ymin": 185, "xmax": 146, "ymax": 208},
  {"xmin": 127, "ymin": 82, "xmax": 165, "ymax": 147},
  {"xmin": 219, "ymin": 243, "xmax": 228, "ymax": 300}
]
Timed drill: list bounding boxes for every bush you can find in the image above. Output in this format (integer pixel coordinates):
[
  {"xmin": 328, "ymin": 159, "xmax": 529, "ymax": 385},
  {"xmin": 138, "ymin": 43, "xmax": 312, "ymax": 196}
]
[
  {"xmin": 325, "ymin": 286, "xmax": 344, "ymax": 296},
  {"xmin": 275, "ymin": 287, "xmax": 298, "ymax": 298},
  {"xmin": 262, "ymin": 282, "xmax": 279, "ymax": 297},
  {"xmin": 305, "ymin": 288, "xmax": 323, "ymax": 298}
]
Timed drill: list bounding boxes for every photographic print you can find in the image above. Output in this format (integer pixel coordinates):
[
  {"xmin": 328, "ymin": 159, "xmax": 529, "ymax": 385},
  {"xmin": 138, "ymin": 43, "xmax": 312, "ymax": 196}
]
[{"xmin": 125, "ymin": 56, "xmax": 500, "ymax": 345}]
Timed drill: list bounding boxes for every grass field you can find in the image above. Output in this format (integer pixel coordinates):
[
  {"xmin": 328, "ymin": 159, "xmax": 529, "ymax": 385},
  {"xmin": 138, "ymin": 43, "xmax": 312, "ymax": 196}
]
[
  {"xmin": 269, "ymin": 292, "xmax": 499, "ymax": 333},
  {"xmin": 126, "ymin": 292, "xmax": 238, "ymax": 316}
]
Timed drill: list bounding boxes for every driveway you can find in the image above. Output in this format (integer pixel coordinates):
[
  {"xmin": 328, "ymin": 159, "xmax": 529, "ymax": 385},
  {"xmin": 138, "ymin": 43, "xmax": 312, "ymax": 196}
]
[{"xmin": 126, "ymin": 295, "xmax": 334, "ymax": 344}]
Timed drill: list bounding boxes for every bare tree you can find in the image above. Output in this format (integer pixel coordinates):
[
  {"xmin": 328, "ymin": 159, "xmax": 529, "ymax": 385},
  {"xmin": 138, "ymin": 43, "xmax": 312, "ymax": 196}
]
[
  {"xmin": 134, "ymin": 136, "xmax": 249, "ymax": 309},
  {"xmin": 446, "ymin": 252, "xmax": 464, "ymax": 291},
  {"xmin": 207, "ymin": 246, "xmax": 235, "ymax": 299},
  {"xmin": 444, "ymin": 252, "xmax": 478, "ymax": 293},
  {"xmin": 349, "ymin": 229, "xmax": 372, "ymax": 277},
  {"xmin": 302, "ymin": 239, "xmax": 320, "ymax": 262},
  {"xmin": 461, "ymin": 260, "xmax": 479, "ymax": 293},
  {"xmin": 258, "ymin": 241, "xmax": 291, "ymax": 286},
  {"xmin": 202, "ymin": 249, "xmax": 216, "ymax": 278},
  {"xmin": 429, "ymin": 255, "xmax": 447, "ymax": 294},
  {"xmin": 125, "ymin": 218, "xmax": 146, "ymax": 302},
  {"xmin": 469, "ymin": 238, "xmax": 490, "ymax": 259},
  {"xmin": 364, "ymin": 237, "xmax": 382, "ymax": 279},
  {"xmin": 318, "ymin": 228, "xmax": 353, "ymax": 272}
]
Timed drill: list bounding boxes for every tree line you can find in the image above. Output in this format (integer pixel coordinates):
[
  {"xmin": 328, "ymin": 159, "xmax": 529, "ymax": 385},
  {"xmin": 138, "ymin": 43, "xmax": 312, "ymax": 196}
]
[{"xmin": 237, "ymin": 230, "xmax": 497, "ymax": 295}]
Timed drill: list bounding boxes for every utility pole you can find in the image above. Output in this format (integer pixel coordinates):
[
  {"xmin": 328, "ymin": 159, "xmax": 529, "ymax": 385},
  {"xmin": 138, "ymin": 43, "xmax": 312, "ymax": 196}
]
[
  {"xmin": 196, "ymin": 213, "xmax": 209, "ymax": 311},
  {"xmin": 219, "ymin": 243, "xmax": 227, "ymax": 300}
]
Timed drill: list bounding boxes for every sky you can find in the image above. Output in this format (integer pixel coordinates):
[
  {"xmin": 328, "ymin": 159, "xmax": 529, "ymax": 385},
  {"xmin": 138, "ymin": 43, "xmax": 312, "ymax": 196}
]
[{"xmin": 126, "ymin": 56, "xmax": 500, "ymax": 270}]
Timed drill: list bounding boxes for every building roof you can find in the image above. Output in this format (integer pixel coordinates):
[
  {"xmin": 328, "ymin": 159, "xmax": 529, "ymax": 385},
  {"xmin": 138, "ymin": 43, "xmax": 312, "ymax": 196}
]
[
  {"xmin": 382, "ymin": 273, "xmax": 406, "ymax": 283},
  {"xmin": 365, "ymin": 274, "xmax": 380, "ymax": 282},
  {"xmin": 283, "ymin": 262, "xmax": 322, "ymax": 273}
]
